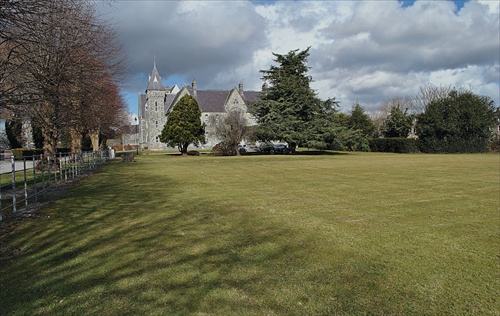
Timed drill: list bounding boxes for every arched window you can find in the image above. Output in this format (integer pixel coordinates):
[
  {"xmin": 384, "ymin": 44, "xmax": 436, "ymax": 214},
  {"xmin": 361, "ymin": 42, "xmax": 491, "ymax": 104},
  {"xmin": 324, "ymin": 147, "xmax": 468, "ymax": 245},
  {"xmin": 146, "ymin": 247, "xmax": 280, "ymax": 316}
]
[{"xmin": 155, "ymin": 101, "xmax": 158, "ymax": 111}]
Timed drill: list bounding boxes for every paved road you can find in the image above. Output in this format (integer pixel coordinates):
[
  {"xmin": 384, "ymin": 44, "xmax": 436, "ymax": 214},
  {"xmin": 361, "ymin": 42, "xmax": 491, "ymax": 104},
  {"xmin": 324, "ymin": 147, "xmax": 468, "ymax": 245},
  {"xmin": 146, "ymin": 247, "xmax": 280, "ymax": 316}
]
[{"xmin": 0, "ymin": 160, "xmax": 36, "ymax": 175}]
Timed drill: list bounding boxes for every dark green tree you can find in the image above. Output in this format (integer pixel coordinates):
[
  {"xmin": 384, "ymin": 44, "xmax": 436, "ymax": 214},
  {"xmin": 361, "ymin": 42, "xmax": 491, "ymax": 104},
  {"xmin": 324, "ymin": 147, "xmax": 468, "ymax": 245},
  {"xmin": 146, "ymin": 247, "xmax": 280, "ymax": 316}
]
[
  {"xmin": 417, "ymin": 90, "xmax": 497, "ymax": 153},
  {"xmin": 5, "ymin": 118, "xmax": 23, "ymax": 149},
  {"xmin": 347, "ymin": 102, "xmax": 375, "ymax": 137},
  {"xmin": 160, "ymin": 94, "xmax": 205, "ymax": 155},
  {"xmin": 251, "ymin": 47, "xmax": 338, "ymax": 153},
  {"xmin": 382, "ymin": 102, "xmax": 412, "ymax": 138}
]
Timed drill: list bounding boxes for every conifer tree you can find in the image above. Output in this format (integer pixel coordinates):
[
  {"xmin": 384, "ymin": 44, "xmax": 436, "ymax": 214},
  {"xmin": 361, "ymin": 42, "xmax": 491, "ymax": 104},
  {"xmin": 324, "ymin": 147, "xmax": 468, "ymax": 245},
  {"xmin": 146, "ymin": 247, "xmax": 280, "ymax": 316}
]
[
  {"xmin": 347, "ymin": 102, "xmax": 375, "ymax": 138},
  {"xmin": 160, "ymin": 95, "xmax": 205, "ymax": 155},
  {"xmin": 251, "ymin": 48, "xmax": 338, "ymax": 153}
]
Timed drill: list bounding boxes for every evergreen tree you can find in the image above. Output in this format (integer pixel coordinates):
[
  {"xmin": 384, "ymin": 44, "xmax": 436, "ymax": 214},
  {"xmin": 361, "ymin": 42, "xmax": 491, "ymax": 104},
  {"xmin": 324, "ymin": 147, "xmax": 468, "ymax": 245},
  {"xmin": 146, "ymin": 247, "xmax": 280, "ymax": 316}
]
[
  {"xmin": 382, "ymin": 103, "xmax": 412, "ymax": 138},
  {"xmin": 347, "ymin": 102, "xmax": 375, "ymax": 137},
  {"xmin": 251, "ymin": 48, "xmax": 338, "ymax": 153},
  {"xmin": 159, "ymin": 95, "xmax": 205, "ymax": 155},
  {"xmin": 5, "ymin": 118, "xmax": 23, "ymax": 149},
  {"xmin": 417, "ymin": 90, "xmax": 496, "ymax": 153}
]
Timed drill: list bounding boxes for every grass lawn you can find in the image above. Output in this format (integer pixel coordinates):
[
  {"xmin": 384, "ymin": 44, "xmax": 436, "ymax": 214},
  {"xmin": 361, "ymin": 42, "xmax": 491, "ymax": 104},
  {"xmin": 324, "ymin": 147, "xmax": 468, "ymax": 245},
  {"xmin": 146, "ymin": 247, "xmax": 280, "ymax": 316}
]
[{"xmin": 0, "ymin": 152, "xmax": 498, "ymax": 315}]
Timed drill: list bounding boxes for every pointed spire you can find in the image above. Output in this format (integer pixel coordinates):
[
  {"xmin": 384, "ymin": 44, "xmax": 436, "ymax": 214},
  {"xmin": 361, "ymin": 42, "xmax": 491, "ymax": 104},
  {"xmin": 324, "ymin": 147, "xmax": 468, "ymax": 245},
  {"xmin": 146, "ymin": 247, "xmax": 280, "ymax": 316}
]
[{"xmin": 147, "ymin": 57, "xmax": 163, "ymax": 91}]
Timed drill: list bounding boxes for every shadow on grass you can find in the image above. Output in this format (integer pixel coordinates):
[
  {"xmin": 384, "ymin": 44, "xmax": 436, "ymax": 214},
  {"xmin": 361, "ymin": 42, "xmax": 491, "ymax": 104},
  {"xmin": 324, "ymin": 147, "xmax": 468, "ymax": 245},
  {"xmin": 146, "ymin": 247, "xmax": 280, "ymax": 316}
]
[{"xmin": 0, "ymin": 160, "xmax": 389, "ymax": 315}]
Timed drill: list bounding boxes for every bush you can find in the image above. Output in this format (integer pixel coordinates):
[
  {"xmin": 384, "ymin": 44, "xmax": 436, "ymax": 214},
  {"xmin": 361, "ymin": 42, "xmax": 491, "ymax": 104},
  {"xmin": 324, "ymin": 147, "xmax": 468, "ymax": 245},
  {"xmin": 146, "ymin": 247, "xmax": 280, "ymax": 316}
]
[
  {"xmin": 56, "ymin": 148, "xmax": 71, "ymax": 153},
  {"xmin": 489, "ymin": 134, "xmax": 500, "ymax": 153},
  {"xmin": 369, "ymin": 138, "xmax": 419, "ymax": 153},
  {"xmin": 211, "ymin": 142, "xmax": 235, "ymax": 156},
  {"xmin": 11, "ymin": 148, "xmax": 45, "ymax": 159},
  {"xmin": 418, "ymin": 137, "xmax": 490, "ymax": 153}
]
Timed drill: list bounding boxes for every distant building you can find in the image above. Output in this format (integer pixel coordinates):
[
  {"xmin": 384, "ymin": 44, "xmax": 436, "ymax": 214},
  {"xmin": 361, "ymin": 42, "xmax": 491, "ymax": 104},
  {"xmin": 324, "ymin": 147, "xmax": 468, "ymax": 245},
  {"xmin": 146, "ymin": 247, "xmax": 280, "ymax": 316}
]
[{"xmin": 138, "ymin": 63, "xmax": 260, "ymax": 149}]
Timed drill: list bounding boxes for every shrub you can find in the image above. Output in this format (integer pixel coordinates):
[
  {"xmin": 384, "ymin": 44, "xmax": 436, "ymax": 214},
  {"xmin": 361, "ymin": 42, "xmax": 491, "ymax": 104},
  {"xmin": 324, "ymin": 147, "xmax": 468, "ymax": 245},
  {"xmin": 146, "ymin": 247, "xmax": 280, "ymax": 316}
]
[
  {"xmin": 369, "ymin": 138, "xmax": 419, "ymax": 153},
  {"xmin": 489, "ymin": 134, "xmax": 500, "ymax": 153},
  {"xmin": 419, "ymin": 137, "xmax": 490, "ymax": 153},
  {"xmin": 56, "ymin": 148, "xmax": 71, "ymax": 154},
  {"xmin": 11, "ymin": 148, "xmax": 45, "ymax": 159}
]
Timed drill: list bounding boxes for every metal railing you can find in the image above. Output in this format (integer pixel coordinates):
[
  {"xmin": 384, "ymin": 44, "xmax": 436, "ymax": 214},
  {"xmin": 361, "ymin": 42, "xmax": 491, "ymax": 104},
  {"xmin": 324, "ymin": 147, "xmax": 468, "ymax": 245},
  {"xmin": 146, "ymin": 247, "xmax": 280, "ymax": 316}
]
[{"xmin": 0, "ymin": 150, "xmax": 113, "ymax": 221}]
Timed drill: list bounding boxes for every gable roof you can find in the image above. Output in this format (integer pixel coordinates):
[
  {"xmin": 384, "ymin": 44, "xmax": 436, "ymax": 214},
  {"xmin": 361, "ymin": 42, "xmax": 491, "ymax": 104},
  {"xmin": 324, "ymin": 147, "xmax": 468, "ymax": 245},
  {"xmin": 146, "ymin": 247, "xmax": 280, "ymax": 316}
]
[{"xmin": 191, "ymin": 88, "xmax": 261, "ymax": 113}]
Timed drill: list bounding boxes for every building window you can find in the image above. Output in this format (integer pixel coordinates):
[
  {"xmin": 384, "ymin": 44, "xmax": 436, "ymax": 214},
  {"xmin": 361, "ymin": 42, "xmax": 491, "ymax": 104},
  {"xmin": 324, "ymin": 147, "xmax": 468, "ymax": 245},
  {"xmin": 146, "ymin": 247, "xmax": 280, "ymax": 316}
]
[
  {"xmin": 156, "ymin": 121, "xmax": 158, "ymax": 128},
  {"xmin": 155, "ymin": 101, "xmax": 158, "ymax": 111}
]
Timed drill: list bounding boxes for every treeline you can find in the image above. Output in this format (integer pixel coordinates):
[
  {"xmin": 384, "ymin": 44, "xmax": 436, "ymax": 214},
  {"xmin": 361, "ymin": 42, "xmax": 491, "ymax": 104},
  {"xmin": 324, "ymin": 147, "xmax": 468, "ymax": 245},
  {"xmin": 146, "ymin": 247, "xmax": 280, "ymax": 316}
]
[
  {"xmin": 251, "ymin": 48, "xmax": 499, "ymax": 154},
  {"xmin": 339, "ymin": 86, "xmax": 499, "ymax": 153},
  {"xmin": 0, "ymin": 0, "xmax": 128, "ymax": 153}
]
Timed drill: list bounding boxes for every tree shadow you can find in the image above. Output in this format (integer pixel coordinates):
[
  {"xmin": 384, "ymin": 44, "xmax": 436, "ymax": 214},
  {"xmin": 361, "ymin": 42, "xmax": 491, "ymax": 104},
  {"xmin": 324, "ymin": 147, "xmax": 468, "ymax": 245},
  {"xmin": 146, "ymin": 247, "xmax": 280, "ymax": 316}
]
[{"xmin": 0, "ymin": 160, "xmax": 392, "ymax": 315}]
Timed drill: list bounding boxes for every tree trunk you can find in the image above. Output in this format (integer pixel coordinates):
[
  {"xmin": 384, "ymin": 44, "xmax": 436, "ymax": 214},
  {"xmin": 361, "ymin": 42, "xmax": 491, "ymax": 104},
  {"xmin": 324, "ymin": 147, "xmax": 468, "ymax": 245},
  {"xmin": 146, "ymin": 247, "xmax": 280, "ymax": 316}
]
[
  {"xmin": 69, "ymin": 128, "xmax": 82, "ymax": 153},
  {"xmin": 42, "ymin": 126, "xmax": 57, "ymax": 155},
  {"xmin": 181, "ymin": 143, "xmax": 189, "ymax": 156},
  {"xmin": 234, "ymin": 143, "xmax": 241, "ymax": 156},
  {"xmin": 289, "ymin": 142, "xmax": 297, "ymax": 154},
  {"xmin": 90, "ymin": 131, "xmax": 99, "ymax": 151}
]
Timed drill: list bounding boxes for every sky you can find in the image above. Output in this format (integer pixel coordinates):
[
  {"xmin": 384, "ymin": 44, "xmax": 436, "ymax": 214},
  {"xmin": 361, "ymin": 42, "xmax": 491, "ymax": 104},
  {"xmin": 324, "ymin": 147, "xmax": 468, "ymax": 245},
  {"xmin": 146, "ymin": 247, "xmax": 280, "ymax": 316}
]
[{"xmin": 98, "ymin": 0, "xmax": 500, "ymax": 115}]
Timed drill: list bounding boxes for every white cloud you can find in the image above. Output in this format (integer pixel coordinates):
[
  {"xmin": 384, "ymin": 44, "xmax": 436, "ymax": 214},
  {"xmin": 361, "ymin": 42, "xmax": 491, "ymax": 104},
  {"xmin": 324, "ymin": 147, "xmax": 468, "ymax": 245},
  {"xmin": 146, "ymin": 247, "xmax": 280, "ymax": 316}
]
[{"xmin": 103, "ymin": 0, "xmax": 499, "ymax": 114}]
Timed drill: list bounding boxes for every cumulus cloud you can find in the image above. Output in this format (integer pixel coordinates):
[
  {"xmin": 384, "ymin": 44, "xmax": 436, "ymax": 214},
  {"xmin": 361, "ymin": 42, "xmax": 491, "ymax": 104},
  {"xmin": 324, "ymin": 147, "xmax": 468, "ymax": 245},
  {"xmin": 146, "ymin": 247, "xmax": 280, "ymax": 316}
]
[{"xmin": 102, "ymin": 0, "xmax": 499, "ymax": 113}]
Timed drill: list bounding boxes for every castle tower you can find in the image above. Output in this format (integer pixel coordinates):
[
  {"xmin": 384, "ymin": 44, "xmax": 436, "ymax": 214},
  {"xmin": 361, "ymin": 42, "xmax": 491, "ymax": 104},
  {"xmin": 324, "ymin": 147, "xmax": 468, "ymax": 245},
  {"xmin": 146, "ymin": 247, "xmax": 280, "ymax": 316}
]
[{"xmin": 142, "ymin": 61, "xmax": 166, "ymax": 149}]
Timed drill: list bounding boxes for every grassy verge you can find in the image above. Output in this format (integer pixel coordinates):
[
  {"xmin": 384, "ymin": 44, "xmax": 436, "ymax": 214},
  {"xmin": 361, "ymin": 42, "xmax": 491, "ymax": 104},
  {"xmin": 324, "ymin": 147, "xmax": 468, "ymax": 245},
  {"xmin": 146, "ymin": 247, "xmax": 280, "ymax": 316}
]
[{"xmin": 0, "ymin": 153, "xmax": 498, "ymax": 315}]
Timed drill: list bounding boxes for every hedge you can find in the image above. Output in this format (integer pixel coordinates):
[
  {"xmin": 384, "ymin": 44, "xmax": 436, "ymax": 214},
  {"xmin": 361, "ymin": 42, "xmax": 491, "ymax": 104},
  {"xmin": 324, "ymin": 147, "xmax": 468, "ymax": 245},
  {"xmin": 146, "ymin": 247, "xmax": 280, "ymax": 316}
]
[
  {"xmin": 418, "ymin": 137, "xmax": 490, "ymax": 153},
  {"xmin": 11, "ymin": 148, "xmax": 45, "ymax": 159},
  {"xmin": 369, "ymin": 138, "xmax": 419, "ymax": 153}
]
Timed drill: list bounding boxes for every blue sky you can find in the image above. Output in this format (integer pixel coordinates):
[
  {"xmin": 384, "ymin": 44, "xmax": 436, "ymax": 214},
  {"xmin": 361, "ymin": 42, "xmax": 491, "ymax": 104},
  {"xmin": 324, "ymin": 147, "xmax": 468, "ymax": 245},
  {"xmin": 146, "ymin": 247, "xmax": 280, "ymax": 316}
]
[{"xmin": 103, "ymin": 0, "xmax": 499, "ymax": 115}]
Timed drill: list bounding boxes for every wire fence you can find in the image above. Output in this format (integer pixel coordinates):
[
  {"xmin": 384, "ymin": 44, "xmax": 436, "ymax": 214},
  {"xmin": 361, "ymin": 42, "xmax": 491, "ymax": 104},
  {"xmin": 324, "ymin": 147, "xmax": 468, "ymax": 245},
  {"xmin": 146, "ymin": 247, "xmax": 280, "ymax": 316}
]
[{"xmin": 0, "ymin": 150, "xmax": 113, "ymax": 221}]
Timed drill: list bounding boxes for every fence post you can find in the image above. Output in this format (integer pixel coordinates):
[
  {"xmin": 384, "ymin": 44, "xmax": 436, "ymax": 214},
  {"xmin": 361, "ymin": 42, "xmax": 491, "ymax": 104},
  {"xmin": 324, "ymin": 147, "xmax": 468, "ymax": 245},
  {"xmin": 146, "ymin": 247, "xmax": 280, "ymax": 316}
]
[
  {"xmin": 59, "ymin": 152, "xmax": 63, "ymax": 182},
  {"xmin": 0, "ymin": 171, "xmax": 3, "ymax": 221},
  {"xmin": 64, "ymin": 152, "xmax": 67, "ymax": 182},
  {"xmin": 33, "ymin": 155, "xmax": 37, "ymax": 202},
  {"xmin": 41, "ymin": 154, "xmax": 45, "ymax": 195},
  {"xmin": 23, "ymin": 157, "xmax": 28, "ymax": 211},
  {"xmin": 47, "ymin": 155, "xmax": 51, "ymax": 187},
  {"xmin": 11, "ymin": 156, "xmax": 16, "ymax": 213}
]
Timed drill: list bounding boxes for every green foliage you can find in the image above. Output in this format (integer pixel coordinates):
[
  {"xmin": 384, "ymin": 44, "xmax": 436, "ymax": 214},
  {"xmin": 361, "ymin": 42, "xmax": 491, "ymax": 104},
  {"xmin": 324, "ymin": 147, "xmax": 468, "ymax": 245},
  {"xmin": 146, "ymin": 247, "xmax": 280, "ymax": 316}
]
[
  {"xmin": 5, "ymin": 118, "xmax": 23, "ymax": 149},
  {"xmin": 382, "ymin": 104, "xmax": 413, "ymax": 138},
  {"xmin": 369, "ymin": 138, "xmax": 419, "ymax": 153},
  {"xmin": 324, "ymin": 126, "xmax": 371, "ymax": 152},
  {"xmin": 159, "ymin": 95, "xmax": 205, "ymax": 155},
  {"xmin": 417, "ymin": 90, "xmax": 496, "ymax": 153},
  {"xmin": 32, "ymin": 121, "xmax": 44, "ymax": 149},
  {"xmin": 251, "ymin": 48, "xmax": 338, "ymax": 152},
  {"xmin": 347, "ymin": 103, "xmax": 375, "ymax": 137},
  {"xmin": 11, "ymin": 148, "xmax": 44, "ymax": 159}
]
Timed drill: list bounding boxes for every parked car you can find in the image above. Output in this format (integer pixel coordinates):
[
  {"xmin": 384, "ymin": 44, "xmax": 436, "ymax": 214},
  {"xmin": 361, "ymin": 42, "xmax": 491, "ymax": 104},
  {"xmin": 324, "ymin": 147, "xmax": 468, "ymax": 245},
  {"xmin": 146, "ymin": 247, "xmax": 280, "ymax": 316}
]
[
  {"xmin": 273, "ymin": 144, "xmax": 289, "ymax": 154},
  {"xmin": 259, "ymin": 143, "xmax": 275, "ymax": 154},
  {"xmin": 258, "ymin": 143, "xmax": 289, "ymax": 154},
  {"xmin": 238, "ymin": 144, "xmax": 247, "ymax": 153}
]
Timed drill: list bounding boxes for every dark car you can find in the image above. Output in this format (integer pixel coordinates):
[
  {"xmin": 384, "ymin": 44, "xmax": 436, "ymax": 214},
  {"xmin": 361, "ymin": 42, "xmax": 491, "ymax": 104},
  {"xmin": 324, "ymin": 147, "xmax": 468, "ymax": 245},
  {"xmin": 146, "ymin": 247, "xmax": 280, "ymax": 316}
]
[
  {"xmin": 259, "ymin": 143, "xmax": 275, "ymax": 154},
  {"xmin": 258, "ymin": 143, "xmax": 289, "ymax": 154},
  {"xmin": 273, "ymin": 144, "xmax": 289, "ymax": 154}
]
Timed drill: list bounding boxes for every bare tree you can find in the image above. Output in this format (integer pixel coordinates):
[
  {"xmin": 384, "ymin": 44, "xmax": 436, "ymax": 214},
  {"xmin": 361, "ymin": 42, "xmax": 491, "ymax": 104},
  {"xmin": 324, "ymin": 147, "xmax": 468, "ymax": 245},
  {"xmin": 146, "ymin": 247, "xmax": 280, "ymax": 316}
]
[
  {"xmin": 209, "ymin": 109, "xmax": 249, "ymax": 156},
  {"xmin": 413, "ymin": 84, "xmax": 452, "ymax": 114},
  {"xmin": 1, "ymin": 0, "xmax": 126, "ymax": 153}
]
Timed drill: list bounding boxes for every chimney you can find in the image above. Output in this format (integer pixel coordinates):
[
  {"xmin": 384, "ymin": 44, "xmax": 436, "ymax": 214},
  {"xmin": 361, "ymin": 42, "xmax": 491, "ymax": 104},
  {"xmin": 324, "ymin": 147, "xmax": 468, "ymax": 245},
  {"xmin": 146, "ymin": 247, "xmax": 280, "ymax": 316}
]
[
  {"xmin": 192, "ymin": 78, "xmax": 197, "ymax": 97},
  {"xmin": 238, "ymin": 82, "xmax": 244, "ymax": 97}
]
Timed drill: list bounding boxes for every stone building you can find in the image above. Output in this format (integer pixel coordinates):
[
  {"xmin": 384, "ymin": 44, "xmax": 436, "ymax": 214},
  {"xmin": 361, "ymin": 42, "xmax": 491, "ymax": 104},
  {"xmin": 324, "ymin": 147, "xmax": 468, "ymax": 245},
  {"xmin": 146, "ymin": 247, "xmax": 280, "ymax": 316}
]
[{"xmin": 138, "ymin": 63, "xmax": 260, "ymax": 149}]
